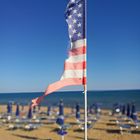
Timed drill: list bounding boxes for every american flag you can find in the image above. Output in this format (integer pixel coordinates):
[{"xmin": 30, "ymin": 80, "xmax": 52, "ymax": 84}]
[
  {"xmin": 32, "ymin": 0, "xmax": 86, "ymax": 106},
  {"xmin": 65, "ymin": 0, "xmax": 85, "ymax": 42}
]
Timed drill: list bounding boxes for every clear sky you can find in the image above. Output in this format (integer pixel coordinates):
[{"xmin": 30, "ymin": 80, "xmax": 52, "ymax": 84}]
[{"xmin": 0, "ymin": 0, "xmax": 140, "ymax": 93}]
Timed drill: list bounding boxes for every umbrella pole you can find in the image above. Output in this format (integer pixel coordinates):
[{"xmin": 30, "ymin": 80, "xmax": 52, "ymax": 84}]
[{"xmin": 62, "ymin": 136, "xmax": 64, "ymax": 140}]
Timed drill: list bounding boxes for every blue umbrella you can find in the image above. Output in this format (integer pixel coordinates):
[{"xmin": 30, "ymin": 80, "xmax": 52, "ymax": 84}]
[
  {"xmin": 95, "ymin": 103, "xmax": 101, "ymax": 114},
  {"xmin": 59, "ymin": 100, "xmax": 64, "ymax": 116},
  {"xmin": 57, "ymin": 129, "xmax": 67, "ymax": 136},
  {"xmin": 33, "ymin": 106, "xmax": 36, "ymax": 113},
  {"xmin": 27, "ymin": 106, "xmax": 32, "ymax": 119},
  {"xmin": 56, "ymin": 115, "xmax": 64, "ymax": 126},
  {"xmin": 15, "ymin": 104, "xmax": 20, "ymax": 117},
  {"xmin": 47, "ymin": 106, "xmax": 51, "ymax": 116},
  {"xmin": 56, "ymin": 100, "xmax": 64, "ymax": 126},
  {"xmin": 7, "ymin": 103, "xmax": 12, "ymax": 114},
  {"xmin": 89, "ymin": 105, "xmax": 94, "ymax": 114},
  {"xmin": 76, "ymin": 104, "xmax": 80, "ymax": 119},
  {"xmin": 127, "ymin": 104, "xmax": 131, "ymax": 117},
  {"xmin": 121, "ymin": 104, "xmax": 126, "ymax": 115},
  {"xmin": 131, "ymin": 104, "xmax": 137, "ymax": 121}
]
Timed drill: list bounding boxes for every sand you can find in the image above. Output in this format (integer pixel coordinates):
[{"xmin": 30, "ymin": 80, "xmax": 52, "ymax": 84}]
[{"xmin": 0, "ymin": 105, "xmax": 140, "ymax": 140}]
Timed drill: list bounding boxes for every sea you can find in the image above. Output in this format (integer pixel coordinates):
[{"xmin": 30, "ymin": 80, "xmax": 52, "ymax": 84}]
[{"xmin": 0, "ymin": 90, "xmax": 140, "ymax": 110}]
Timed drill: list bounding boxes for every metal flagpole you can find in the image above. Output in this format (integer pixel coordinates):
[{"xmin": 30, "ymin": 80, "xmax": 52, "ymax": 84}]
[
  {"xmin": 84, "ymin": 0, "xmax": 88, "ymax": 140},
  {"xmin": 84, "ymin": 85, "xmax": 88, "ymax": 140}
]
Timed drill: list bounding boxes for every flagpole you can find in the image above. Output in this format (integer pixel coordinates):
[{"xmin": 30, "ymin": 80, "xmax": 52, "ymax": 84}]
[
  {"xmin": 84, "ymin": 85, "xmax": 88, "ymax": 140},
  {"xmin": 84, "ymin": 0, "xmax": 87, "ymax": 140}
]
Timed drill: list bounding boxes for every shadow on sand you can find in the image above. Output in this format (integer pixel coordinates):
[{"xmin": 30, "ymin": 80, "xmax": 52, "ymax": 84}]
[
  {"xmin": 12, "ymin": 134, "xmax": 51, "ymax": 140},
  {"xmin": 70, "ymin": 135, "xmax": 99, "ymax": 140}
]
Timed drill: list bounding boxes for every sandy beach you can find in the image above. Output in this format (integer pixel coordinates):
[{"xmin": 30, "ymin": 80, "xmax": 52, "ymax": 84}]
[{"xmin": 0, "ymin": 105, "xmax": 140, "ymax": 140}]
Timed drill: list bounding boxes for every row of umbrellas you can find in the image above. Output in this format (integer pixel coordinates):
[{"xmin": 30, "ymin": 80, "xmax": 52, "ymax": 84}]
[
  {"xmin": 113, "ymin": 103, "xmax": 138, "ymax": 121},
  {"xmin": 6, "ymin": 100, "xmax": 100, "ymax": 139}
]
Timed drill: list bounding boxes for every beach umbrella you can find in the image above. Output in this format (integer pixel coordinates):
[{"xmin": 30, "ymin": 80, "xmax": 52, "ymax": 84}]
[
  {"xmin": 33, "ymin": 106, "xmax": 36, "ymax": 113},
  {"xmin": 126, "ymin": 104, "xmax": 131, "ymax": 117},
  {"xmin": 56, "ymin": 115, "xmax": 64, "ymax": 126},
  {"xmin": 56, "ymin": 99, "xmax": 65, "ymax": 126},
  {"xmin": 15, "ymin": 104, "xmax": 20, "ymax": 117},
  {"xmin": 121, "ymin": 104, "xmax": 126, "ymax": 115},
  {"xmin": 95, "ymin": 103, "xmax": 101, "ymax": 114},
  {"xmin": 47, "ymin": 106, "xmax": 51, "ymax": 116},
  {"xmin": 27, "ymin": 106, "xmax": 32, "ymax": 119},
  {"xmin": 89, "ymin": 105, "xmax": 94, "ymax": 114},
  {"xmin": 59, "ymin": 99, "xmax": 64, "ymax": 116},
  {"xmin": 7, "ymin": 103, "xmax": 10, "ymax": 114},
  {"xmin": 131, "ymin": 104, "xmax": 137, "ymax": 121},
  {"xmin": 76, "ymin": 103, "xmax": 80, "ymax": 120},
  {"xmin": 114, "ymin": 103, "xmax": 120, "ymax": 113},
  {"xmin": 7, "ymin": 103, "xmax": 12, "ymax": 114},
  {"xmin": 57, "ymin": 129, "xmax": 67, "ymax": 140}
]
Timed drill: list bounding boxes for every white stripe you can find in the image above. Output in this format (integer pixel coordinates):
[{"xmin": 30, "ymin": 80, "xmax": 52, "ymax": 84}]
[
  {"xmin": 71, "ymin": 39, "xmax": 86, "ymax": 49},
  {"xmin": 66, "ymin": 54, "xmax": 86, "ymax": 63},
  {"xmin": 61, "ymin": 70, "xmax": 86, "ymax": 79}
]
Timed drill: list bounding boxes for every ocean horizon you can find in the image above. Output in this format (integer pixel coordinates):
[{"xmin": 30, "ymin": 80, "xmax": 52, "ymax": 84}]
[{"xmin": 0, "ymin": 89, "xmax": 140, "ymax": 110}]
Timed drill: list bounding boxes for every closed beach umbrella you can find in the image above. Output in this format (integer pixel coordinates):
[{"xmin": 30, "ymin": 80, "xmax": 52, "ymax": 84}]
[
  {"xmin": 122, "ymin": 104, "xmax": 126, "ymax": 115},
  {"xmin": 56, "ymin": 100, "xmax": 64, "ymax": 126},
  {"xmin": 7, "ymin": 103, "xmax": 11, "ymax": 114},
  {"xmin": 15, "ymin": 104, "xmax": 20, "ymax": 117},
  {"xmin": 127, "ymin": 104, "xmax": 131, "ymax": 117},
  {"xmin": 58, "ymin": 129, "xmax": 67, "ymax": 136},
  {"xmin": 27, "ymin": 106, "xmax": 32, "ymax": 119},
  {"xmin": 89, "ymin": 105, "xmax": 94, "ymax": 114},
  {"xmin": 59, "ymin": 99, "xmax": 64, "ymax": 116},
  {"xmin": 7, "ymin": 103, "xmax": 12, "ymax": 114},
  {"xmin": 56, "ymin": 115, "xmax": 64, "ymax": 126},
  {"xmin": 95, "ymin": 103, "xmax": 101, "ymax": 114},
  {"xmin": 47, "ymin": 106, "xmax": 51, "ymax": 116},
  {"xmin": 33, "ymin": 106, "xmax": 36, "ymax": 113},
  {"xmin": 131, "ymin": 104, "xmax": 137, "ymax": 121},
  {"xmin": 76, "ymin": 103, "xmax": 80, "ymax": 119}
]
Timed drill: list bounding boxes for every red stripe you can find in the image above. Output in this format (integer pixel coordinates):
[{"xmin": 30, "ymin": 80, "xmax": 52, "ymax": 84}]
[
  {"xmin": 69, "ymin": 46, "xmax": 86, "ymax": 56},
  {"xmin": 64, "ymin": 61, "xmax": 86, "ymax": 70},
  {"xmin": 32, "ymin": 77, "xmax": 86, "ymax": 107}
]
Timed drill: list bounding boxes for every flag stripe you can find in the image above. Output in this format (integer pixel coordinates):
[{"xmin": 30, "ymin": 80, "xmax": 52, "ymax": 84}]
[
  {"xmin": 66, "ymin": 54, "xmax": 86, "ymax": 63},
  {"xmin": 71, "ymin": 39, "xmax": 86, "ymax": 49},
  {"xmin": 32, "ymin": 77, "xmax": 86, "ymax": 107},
  {"xmin": 44, "ymin": 77, "xmax": 86, "ymax": 95},
  {"xmin": 64, "ymin": 61, "xmax": 86, "ymax": 70},
  {"xmin": 61, "ymin": 69, "xmax": 86, "ymax": 79},
  {"xmin": 69, "ymin": 46, "xmax": 86, "ymax": 56}
]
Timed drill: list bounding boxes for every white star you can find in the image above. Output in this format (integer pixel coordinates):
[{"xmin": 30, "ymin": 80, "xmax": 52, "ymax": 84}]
[
  {"xmin": 72, "ymin": 29, "xmax": 77, "ymax": 34},
  {"xmin": 77, "ymin": 22, "xmax": 82, "ymax": 27},
  {"xmin": 68, "ymin": 15, "xmax": 72, "ymax": 19},
  {"xmin": 69, "ymin": 35, "xmax": 72, "ymax": 39},
  {"xmin": 77, "ymin": 32, "xmax": 82, "ymax": 37},
  {"xmin": 66, "ymin": 19, "xmax": 68, "ymax": 23},
  {"xmin": 73, "ymin": 19, "xmax": 77, "ymax": 24},
  {"xmin": 73, "ymin": 9, "xmax": 77, "ymax": 14},
  {"xmin": 69, "ymin": 24, "xmax": 72, "ymax": 29},
  {"xmin": 69, "ymin": 7, "xmax": 73, "ymax": 11},
  {"xmin": 77, "ymin": 13, "xmax": 82, "ymax": 18},
  {"xmin": 71, "ymin": 0, "xmax": 75, "ymax": 3},
  {"xmin": 78, "ymin": 3, "xmax": 82, "ymax": 8}
]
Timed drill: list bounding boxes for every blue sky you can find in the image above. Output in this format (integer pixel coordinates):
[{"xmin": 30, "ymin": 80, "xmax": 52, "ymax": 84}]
[{"xmin": 0, "ymin": 0, "xmax": 140, "ymax": 93}]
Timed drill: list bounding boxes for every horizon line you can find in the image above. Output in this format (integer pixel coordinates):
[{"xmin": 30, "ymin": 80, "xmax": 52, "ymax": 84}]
[{"xmin": 0, "ymin": 88, "xmax": 140, "ymax": 94}]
